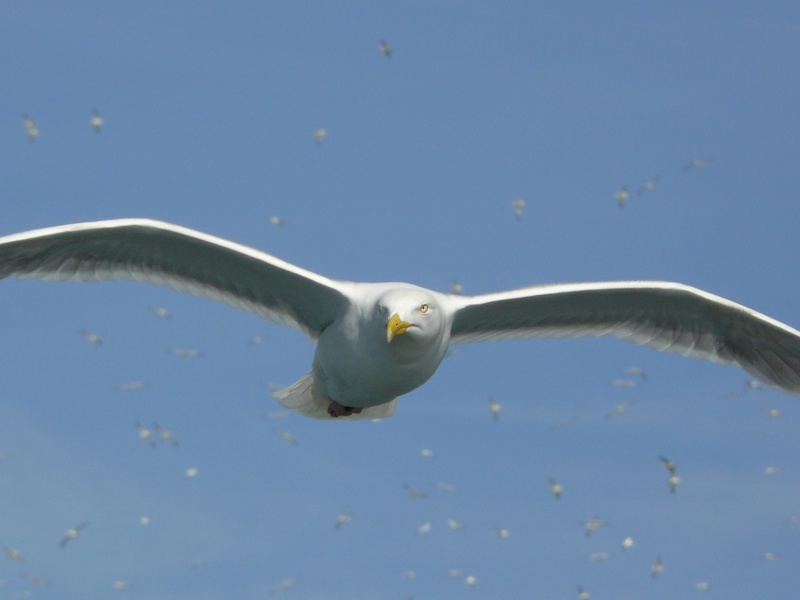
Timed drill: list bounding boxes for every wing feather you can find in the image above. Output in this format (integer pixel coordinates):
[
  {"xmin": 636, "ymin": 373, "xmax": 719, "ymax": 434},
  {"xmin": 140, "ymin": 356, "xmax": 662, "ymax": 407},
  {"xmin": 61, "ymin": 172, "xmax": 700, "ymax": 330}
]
[
  {"xmin": 0, "ymin": 219, "xmax": 350, "ymax": 339},
  {"xmin": 449, "ymin": 281, "xmax": 800, "ymax": 395}
]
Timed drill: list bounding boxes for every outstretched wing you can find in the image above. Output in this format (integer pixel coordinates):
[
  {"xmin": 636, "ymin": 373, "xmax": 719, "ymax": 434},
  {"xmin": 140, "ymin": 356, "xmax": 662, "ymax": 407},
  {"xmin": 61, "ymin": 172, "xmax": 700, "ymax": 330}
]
[
  {"xmin": 0, "ymin": 219, "xmax": 350, "ymax": 339},
  {"xmin": 449, "ymin": 281, "xmax": 800, "ymax": 395}
]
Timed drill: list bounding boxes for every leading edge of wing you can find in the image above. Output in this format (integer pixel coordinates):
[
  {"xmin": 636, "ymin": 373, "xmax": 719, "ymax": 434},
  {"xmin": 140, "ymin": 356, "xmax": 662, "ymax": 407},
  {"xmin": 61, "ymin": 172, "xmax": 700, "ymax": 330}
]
[
  {"xmin": 448, "ymin": 280, "xmax": 800, "ymax": 394},
  {"xmin": 0, "ymin": 219, "xmax": 350, "ymax": 338},
  {"xmin": 449, "ymin": 280, "xmax": 800, "ymax": 343}
]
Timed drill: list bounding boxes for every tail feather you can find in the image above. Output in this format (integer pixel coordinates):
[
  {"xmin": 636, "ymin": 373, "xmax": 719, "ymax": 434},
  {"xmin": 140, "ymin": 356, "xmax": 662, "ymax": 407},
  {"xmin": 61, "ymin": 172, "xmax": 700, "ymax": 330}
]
[{"xmin": 272, "ymin": 372, "xmax": 398, "ymax": 420}]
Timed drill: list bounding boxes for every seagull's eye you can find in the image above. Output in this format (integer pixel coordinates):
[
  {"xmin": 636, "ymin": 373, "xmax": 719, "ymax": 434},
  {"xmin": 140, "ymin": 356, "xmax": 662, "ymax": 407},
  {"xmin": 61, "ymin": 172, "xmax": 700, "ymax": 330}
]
[{"xmin": 419, "ymin": 303, "xmax": 430, "ymax": 314}]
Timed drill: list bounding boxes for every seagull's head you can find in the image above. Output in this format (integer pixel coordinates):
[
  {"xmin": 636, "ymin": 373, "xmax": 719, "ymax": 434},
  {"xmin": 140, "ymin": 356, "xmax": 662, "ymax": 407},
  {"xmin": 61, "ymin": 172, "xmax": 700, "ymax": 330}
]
[{"xmin": 375, "ymin": 287, "xmax": 449, "ymax": 351}]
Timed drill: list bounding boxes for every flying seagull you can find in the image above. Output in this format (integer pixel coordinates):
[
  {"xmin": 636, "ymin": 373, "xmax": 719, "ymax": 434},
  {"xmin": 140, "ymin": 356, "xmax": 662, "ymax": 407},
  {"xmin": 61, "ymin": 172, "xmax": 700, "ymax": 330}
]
[{"xmin": 1, "ymin": 219, "xmax": 799, "ymax": 420}]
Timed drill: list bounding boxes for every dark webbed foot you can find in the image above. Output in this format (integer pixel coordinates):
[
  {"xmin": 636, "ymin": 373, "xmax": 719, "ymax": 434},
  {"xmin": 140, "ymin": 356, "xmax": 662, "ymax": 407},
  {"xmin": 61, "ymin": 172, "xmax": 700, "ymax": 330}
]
[{"xmin": 327, "ymin": 400, "xmax": 364, "ymax": 418}]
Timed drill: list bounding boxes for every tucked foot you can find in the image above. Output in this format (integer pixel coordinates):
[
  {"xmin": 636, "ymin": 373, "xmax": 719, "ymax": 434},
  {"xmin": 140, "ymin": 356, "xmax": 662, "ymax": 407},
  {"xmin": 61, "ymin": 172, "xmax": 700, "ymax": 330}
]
[{"xmin": 327, "ymin": 400, "xmax": 364, "ymax": 418}]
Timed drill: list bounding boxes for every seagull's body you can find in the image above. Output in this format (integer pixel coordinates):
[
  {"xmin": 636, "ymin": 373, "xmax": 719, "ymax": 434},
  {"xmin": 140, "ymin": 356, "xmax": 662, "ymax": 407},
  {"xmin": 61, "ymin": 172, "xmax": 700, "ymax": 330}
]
[{"xmin": 1, "ymin": 219, "xmax": 800, "ymax": 420}]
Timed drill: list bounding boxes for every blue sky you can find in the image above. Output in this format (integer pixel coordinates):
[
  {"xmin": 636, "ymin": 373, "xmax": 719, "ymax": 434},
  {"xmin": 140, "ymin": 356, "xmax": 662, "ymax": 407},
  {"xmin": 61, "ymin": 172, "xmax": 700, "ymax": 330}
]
[{"xmin": 1, "ymin": 2, "xmax": 799, "ymax": 598}]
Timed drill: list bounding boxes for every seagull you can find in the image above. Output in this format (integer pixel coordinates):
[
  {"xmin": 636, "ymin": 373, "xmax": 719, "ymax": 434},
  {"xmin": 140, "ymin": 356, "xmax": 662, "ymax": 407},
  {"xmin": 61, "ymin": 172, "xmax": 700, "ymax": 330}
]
[
  {"xmin": 23, "ymin": 115, "xmax": 39, "ymax": 142},
  {"xmin": 150, "ymin": 306, "xmax": 172, "ymax": 319},
  {"xmin": 4, "ymin": 546, "xmax": 25, "ymax": 563},
  {"xmin": 651, "ymin": 557, "xmax": 664, "ymax": 578},
  {"xmin": 605, "ymin": 400, "xmax": 635, "ymax": 420},
  {"xmin": 549, "ymin": 477, "xmax": 563, "ymax": 499},
  {"xmin": 59, "ymin": 521, "xmax": 89, "ymax": 547},
  {"xmin": 90, "ymin": 109, "xmax": 104, "ymax": 133},
  {"xmin": 80, "ymin": 328, "xmax": 103, "ymax": 346},
  {"xmin": 268, "ymin": 576, "xmax": 301, "ymax": 597},
  {"xmin": 637, "ymin": 176, "xmax": 660, "ymax": 195},
  {"xmin": 659, "ymin": 456, "xmax": 680, "ymax": 493},
  {"xmin": 171, "ymin": 347, "xmax": 203, "ymax": 358},
  {"xmin": 511, "ymin": 199, "xmax": 526, "ymax": 220},
  {"xmin": 1, "ymin": 219, "xmax": 800, "ymax": 420},
  {"xmin": 582, "ymin": 517, "xmax": 607, "ymax": 538},
  {"xmin": 334, "ymin": 512, "xmax": 352, "ymax": 529},
  {"xmin": 621, "ymin": 536, "xmax": 635, "ymax": 550},
  {"xmin": 135, "ymin": 422, "xmax": 157, "ymax": 447},
  {"xmin": 314, "ymin": 128, "xmax": 327, "ymax": 145},
  {"xmin": 489, "ymin": 397, "xmax": 501, "ymax": 421},
  {"xmin": 274, "ymin": 429, "xmax": 298, "ymax": 445},
  {"xmin": 615, "ymin": 186, "xmax": 629, "ymax": 208},
  {"xmin": 683, "ymin": 157, "xmax": 712, "ymax": 171},
  {"xmin": 153, "ymin": 423, "xmax": 179, "ymax": 446},
  {"xmin": 379, "ymin": 40, "xmax": 392, "ymax": 57},
  {"xmin": 117, "ymin": 381, "xmax": 146, "ymax": 391},
  {"xmin": 402, "ymin": 483, "xmax": 428, "ymax": 499}
]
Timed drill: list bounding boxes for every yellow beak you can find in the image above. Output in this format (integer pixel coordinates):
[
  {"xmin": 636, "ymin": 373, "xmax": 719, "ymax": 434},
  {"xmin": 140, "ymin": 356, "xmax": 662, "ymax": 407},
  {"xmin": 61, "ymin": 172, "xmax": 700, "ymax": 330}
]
[{"xmin": 387, "ymin": 313, "xmax": 413, "ymax": 343}]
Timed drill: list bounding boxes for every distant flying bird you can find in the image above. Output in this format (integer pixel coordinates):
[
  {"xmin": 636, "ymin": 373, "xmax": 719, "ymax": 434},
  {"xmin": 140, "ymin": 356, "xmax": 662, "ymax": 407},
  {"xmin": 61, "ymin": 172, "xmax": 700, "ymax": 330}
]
[
  {"xmin": 721, "ymin": 378, "xmax": 763, "ymax": 399},
  {"xmin": 274, "ymin": 429, "xmax": 298, "ymax": 445},
  {"xmin": 379, "ymin": 40, "xmax": 392, "ymax": 57},
  {"xmin": 615, "ymin": 186, "xmax": 629, "ymax": 207},
  {"xmin": 694, "ymin": 581, "xmax": 711, "ymax": 591},
  {"xmin": 59, "ymin": 522, "xmax": 89, "ymax": 547},
  {"xmin": 446, "ymin": 518, "xmax": 462, "ymax": 530},
  {"xmin": 605, "ymin": 400, "xmax": 635, "ymax": 420},
  {"xmin": 4, "ymin": 546, "xmax": 24, "ymax": 563},
  {"xmin": 493, "ymin": 527, "xmax": 510, "ymax": 538},
  {"xmin": 549, "ymin": 477, "xmax": 563, "ymax": 500},
  {"xmin": 90, "ymin": 109, "xmax": 104, "ymax": 133},
  {"xmin": 450, "ymin": 279, "xmax": 463, "ymax": 294},
  {"xmin": 249, "ymin": 335, "xmax": 268, "ymax": 344},
  {"xmin": 135, "ymin": 422, "xmax": 156, "ymax": 447},
  {"xmin": 22, "ymin": 115, "xmax": 38, "ymax": 142},
  {"xmin": 153, "ymin": 423, "xmax": 179, "ymax": 446},
  {"xmin": 612, "ymin": 378, "xmax": 637, "ymax": 388},
  {"xmin": 268, "ymin": 576, "xmax": 301, "ymax": 597},
  {"xmin": 577, "ymin": 586, "xmax": 590, "ymax": 600},
  {"xmin": 403, "ymin": 483, "xmax": 428, "ymax": 499},
  {"xmin": 511, "ymin": 199, "xmax": 526, "ymax": 220},
  {"xmin": 2, "ymin": 219, "xmax": 800, "ymax": 421},
  {"xmin": 420, "ymin": 447, "xmax": 434, "ymax": 458},
  {"xmin": 314, "ymin": 128, "xmax": 327, "ymax": 145},
  {"xmin": 621, "ymin": 536, "xmax": 635, "ymax": 550},
  {"xmin": 117, "ymin": 381, "xmax": 146, "ymax": 391},
  {"xmin": 80, "ymin": 328, "xmax": 103, "ymax": 345},
  {"xmin": 171, "ymin": 347, "xmax": 202, "ymax": 358},
  {"xmin": 625, "ymin": 366, "xmax": 647, "ymax": 379},
  {"xmin": 489, "ymin": 397, "xmax": 501, "ymax": 421},
  {"xmin": 582, "ymin": 517, "xmax": 607, "ymax": 538},
  {"xmin": 184, "ymin": 467, "xmax": 199, "ymax": 478},
  {"xmin": 269, "ymin": 215, "xmax": 284, "ymax": 226},
  {"xmin": 659, "ymin": 456, "xmax": 680, "ymax": 493},
  {"xmin": 334, "ymin": 512, "xmax": 352, "ymax": 529},
  {"xmin": 651, "ymin": 557, "xmax": 664, "ymax": 578},
  {"xmin": 150, "ymin": 306, "xmax": 172, "ymax": 319},
  {"xmin": 683, "ymin": 157, "xmax": 712, "ymax": 171},
  {"xmin": 637, "ymin": 176, "xmax": 660, "ymax": 195},
  {"xmin": 417, "ymin": 521, "xmax": 432, "ymax": 534}
]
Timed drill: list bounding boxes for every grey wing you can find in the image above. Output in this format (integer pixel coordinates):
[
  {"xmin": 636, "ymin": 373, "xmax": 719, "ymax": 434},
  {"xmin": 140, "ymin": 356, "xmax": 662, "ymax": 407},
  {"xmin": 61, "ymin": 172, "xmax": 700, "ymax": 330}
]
[
  {"xmin": 449, "ymin": 281, "xmax": 800, "ymax": 395},
  {"xmin": 0, "ymin": 219, "xmax": 350, "ymax": 339}
]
